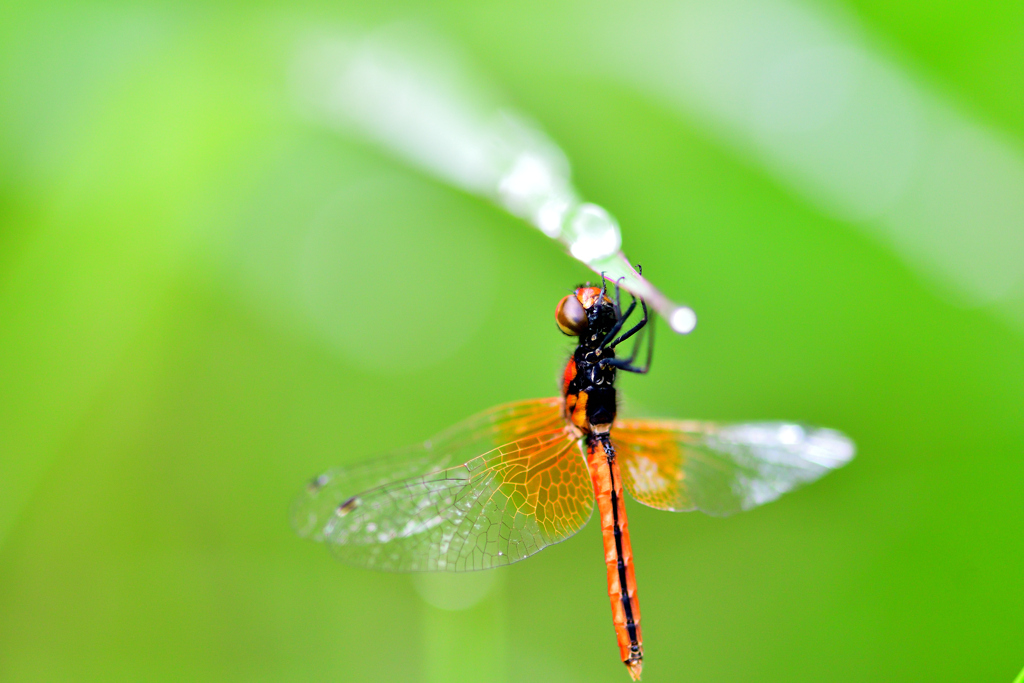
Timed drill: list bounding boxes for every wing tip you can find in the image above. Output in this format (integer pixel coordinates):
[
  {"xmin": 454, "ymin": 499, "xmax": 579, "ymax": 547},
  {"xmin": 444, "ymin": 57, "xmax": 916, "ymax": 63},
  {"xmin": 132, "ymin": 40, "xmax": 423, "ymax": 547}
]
[
  {"xmin": 806, "ymin": 427, "xmax": 856, "ymax": 468},
  {"xmin": 716, "ymin": 422, "xmax": 856, "ymax": 469}
]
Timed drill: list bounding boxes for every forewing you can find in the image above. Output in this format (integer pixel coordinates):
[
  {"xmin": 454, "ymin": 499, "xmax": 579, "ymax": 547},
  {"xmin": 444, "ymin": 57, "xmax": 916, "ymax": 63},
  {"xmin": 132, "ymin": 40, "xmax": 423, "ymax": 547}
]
[
  {"xmin": 425, "ymin": 397, "xmax": 565, "ymax": 462},
  {"xmin": 292, "ymin": 397, "xmax": 564, "ymax": 537},
  {"xmin": 614, "ymin": 419, "xmax": 854, "ymax": 516},
  {"xmin": 292, "ymin": 398, "xmax": 593, "ymax": 571}
]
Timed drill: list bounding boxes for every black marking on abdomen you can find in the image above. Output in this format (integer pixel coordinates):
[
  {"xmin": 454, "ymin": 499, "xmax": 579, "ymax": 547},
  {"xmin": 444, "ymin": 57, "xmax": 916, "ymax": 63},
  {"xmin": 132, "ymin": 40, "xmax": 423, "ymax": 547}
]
[{"xmin": 598, "ymin": 434, "xmax": 640, "ymax": 658}]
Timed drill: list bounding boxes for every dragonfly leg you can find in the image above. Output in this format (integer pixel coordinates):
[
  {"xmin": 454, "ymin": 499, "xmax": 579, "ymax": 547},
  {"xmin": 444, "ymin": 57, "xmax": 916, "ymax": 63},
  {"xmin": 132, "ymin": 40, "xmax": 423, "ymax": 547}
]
[
  {"xmin": 602, "ymin": 265, "xmax": 649, "ymax": 350},
  {"xmin": 608, "ymin": 298, "xmax": 647, "ymax": 349},
  {"xmin": 599, "ymin": 312, "xmax": 654, "ymax": 375},
  {"xmin": 600, "ymin": 293, "xmax": 637, "ymax": 349}
]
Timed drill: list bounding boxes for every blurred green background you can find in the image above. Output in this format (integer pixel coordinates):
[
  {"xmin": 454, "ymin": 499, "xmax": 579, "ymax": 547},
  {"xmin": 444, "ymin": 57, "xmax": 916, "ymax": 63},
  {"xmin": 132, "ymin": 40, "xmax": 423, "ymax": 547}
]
[{"xmin": 2, "ymin": 0, "xmax": 1023, "ymax": 681}]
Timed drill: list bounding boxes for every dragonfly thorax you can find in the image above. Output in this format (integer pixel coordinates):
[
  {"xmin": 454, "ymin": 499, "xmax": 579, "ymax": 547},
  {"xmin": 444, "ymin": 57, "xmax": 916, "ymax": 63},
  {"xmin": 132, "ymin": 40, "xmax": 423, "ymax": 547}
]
[{"xmin": 562, "ymin": 289, "xmax": 621, "ymax": 434}]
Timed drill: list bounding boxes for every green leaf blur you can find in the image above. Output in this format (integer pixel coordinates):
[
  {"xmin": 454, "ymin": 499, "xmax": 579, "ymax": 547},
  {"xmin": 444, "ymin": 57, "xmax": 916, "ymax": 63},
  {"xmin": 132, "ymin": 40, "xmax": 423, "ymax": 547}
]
[{"xmin": 1, "ymin": 1, "xmax": 1022, "ymax": 682}]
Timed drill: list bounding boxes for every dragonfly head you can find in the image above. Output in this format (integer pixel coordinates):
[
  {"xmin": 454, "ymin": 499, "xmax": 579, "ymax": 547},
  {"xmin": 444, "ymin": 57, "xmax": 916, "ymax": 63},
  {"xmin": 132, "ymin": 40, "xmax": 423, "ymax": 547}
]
[
  {"xmin": 556, "ymin": 292, "xmax": 587, "ymax": 336},
  {"xmin": 556, "ymin": 286, "xmax": 614, "ymax": 336}
]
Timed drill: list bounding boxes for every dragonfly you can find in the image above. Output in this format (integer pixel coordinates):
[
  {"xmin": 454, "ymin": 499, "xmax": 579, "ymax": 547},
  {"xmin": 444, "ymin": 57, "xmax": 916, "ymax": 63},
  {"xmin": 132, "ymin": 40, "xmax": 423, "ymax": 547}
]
[{"xmin": 292, "ymin": 275, "xmax": 854, "ymax": 680}]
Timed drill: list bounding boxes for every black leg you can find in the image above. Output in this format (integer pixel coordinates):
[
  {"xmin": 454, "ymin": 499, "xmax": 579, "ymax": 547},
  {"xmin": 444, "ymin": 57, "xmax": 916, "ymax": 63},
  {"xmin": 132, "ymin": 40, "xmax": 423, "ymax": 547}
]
[
  {"xmin": 609, "ymin": 299, "xmax": 648, "ymax": 349},
  {"xmin": 600, "ymin": 308, "xmax": 655, "ymax": 374},
  {"xmin": 600, "ymin": 294, "xmax": 637, "ymax": 349},
  {"xmin": 598, "ymin": 357, "xmax": 648, "ymax": 374},
  {"xmin": 598, "ymin": 265, "xmax": 650, "ymax": 352},
  {"xmin": 640, "ymin": 309, "xmax": 654, "ymax": 371},
  {"xmin": 611, "ymin": 277, "xmax": 622, "ymax": 320},
  {"xmin": 597, "ymin": 276, "xmax": 633, "ymax": 348}
]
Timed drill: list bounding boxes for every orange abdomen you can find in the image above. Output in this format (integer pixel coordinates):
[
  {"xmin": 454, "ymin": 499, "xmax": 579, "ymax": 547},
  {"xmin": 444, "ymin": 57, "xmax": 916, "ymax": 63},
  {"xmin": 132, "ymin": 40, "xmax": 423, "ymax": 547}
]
[{"xmin": 587, "ymin": 438, "xmax": 644, "ymax": 680}]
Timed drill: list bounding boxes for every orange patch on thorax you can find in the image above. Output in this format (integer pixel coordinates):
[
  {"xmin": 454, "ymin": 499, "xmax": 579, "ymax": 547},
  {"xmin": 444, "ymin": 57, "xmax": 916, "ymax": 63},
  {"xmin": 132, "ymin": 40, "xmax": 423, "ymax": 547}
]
[{"xmin": 562, "ymin": 359, "xmax": 578, "ymax": 396}]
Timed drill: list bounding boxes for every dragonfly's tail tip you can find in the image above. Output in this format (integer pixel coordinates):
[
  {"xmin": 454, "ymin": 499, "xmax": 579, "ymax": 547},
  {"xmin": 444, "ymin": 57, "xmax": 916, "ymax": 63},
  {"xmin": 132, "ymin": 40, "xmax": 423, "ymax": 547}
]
[{"xmin": 626, "ymin": 659, "xmax": 642, "ymax": 681}]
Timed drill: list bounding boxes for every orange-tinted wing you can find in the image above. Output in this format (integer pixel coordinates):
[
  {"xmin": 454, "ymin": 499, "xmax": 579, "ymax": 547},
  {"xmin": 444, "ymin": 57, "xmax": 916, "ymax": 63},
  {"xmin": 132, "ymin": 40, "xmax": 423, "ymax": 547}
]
[
  {"xmin": 613, "ymin": 419, "xmax": 854, "ymax": 516},
  {"xmin": 292, "ymin": 398, "xmax": 594, "ymax": 571}
]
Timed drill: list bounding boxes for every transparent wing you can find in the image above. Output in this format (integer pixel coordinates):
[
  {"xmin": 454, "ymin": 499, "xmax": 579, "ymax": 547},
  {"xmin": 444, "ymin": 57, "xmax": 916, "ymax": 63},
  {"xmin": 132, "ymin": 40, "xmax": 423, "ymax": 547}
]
[
  {"xmin": 292, "ymin": 398, "xmax": 565, "ymax": 518},
  {"xmin": 613, "ymin": 419, "xmax": 854, "ymax": 516},
  {"xmin": 292, "ymin": 398, "xmax": 594, "ymax": 571}
]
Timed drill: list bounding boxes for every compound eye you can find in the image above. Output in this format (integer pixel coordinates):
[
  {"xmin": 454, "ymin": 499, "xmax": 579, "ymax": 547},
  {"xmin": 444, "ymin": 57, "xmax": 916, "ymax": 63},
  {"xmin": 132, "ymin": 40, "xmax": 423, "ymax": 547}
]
[{"xmin": 555, "ymin": 294, "xmax": 587, "ymax": 336}]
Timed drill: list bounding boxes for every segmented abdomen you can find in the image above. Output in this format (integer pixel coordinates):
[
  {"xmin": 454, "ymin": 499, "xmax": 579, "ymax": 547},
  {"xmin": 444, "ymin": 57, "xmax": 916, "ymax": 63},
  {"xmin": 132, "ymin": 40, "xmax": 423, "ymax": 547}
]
[{"xmin": 586, "ymin": 437, "xmax": 643, "ymax": 680}]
